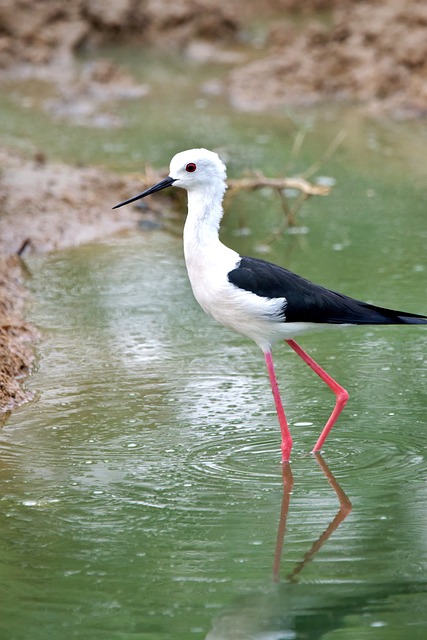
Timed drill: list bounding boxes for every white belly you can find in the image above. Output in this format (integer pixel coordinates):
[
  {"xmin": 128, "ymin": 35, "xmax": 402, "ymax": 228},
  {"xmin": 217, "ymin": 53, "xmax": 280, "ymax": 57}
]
[{"xmin": 184, "ymin": 242, "xmax": 307, "ymax": 351}]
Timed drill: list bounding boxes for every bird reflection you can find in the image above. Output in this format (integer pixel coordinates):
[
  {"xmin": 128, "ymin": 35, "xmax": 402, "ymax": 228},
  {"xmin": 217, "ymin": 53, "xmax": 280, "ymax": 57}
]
[
  {"xmin": 205, "ymin": 455, "xmax": 353, "ymax": 639},
  {"xmin": 273, "ymin": 453, "xmax": 352, "ymax": 583}
]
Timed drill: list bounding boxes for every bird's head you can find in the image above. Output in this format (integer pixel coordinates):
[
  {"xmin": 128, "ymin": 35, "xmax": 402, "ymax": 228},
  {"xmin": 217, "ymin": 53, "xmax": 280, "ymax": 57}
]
[
  {"xmin": 113, "ymin": 148, "xmax": 227, "ymax": 209},
  {"xmin": 169, "ymin": 148, "xmax": 227, "ymax": 189}
]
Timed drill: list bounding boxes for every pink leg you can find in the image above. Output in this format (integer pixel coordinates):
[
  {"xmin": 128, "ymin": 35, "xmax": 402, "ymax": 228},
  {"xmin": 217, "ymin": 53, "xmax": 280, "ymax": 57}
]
[
  {"xmin": 264, "ymin": 351, "xmax": 293, "ymax": 462},
  {"xmin": 285, "ymin": 339, "xmax": 349, "ymax": 453}
]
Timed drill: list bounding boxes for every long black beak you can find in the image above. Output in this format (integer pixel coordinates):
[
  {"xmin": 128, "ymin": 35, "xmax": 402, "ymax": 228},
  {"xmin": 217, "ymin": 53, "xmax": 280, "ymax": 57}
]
[{"xmin": 112, "ymin": 176, "xmax": 176, "ymax": 209}]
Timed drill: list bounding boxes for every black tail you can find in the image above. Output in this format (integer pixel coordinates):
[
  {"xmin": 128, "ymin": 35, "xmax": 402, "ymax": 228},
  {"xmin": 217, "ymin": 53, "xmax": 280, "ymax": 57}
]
[
  {"xmin": 395, "ymin": 312, "xmax": 427, "ymax": 325},
  {"xmin": 357, "ymin": 302, "xmax": 427, "ymax": 325}
]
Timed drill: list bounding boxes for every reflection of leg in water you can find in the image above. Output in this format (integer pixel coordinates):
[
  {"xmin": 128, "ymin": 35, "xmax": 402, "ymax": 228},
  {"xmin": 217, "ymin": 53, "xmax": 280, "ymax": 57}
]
[
  {"xmin": 273, "ymin": 462, "xmax": 294, "ymax": 582},
  {"xmin": 273, "ymin": 453, "xmax": 352, "ymax": 583}
]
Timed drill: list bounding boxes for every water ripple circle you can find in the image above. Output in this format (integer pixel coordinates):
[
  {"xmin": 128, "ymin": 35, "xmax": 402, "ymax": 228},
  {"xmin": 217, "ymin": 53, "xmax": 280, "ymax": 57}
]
[
  {"xmin": 186, "ymin": 431, "xmax": 283, "ymax": 486},
  {"xmin": 316, "ymin": 426, "xmax": 426, "ymax": 484},
  {"xmin": 185, "ymin": 421, "xmax": 427, "ymax": 488}
]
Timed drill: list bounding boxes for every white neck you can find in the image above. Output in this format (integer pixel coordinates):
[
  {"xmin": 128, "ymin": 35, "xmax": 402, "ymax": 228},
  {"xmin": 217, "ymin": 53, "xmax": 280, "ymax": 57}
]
[
  {"xmin": 183, "ymin": 182, "xmax": 227, "ymax": 261},
  {"xmin": 180, "ymin": 178, "xmax": 242, "ymax": 331}
]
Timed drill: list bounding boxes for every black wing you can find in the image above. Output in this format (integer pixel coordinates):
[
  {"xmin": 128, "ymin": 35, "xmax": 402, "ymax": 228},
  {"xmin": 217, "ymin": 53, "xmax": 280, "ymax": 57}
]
[{"xmin": 228, "ymin": 256, "xmax": 427, "ymax": 325}]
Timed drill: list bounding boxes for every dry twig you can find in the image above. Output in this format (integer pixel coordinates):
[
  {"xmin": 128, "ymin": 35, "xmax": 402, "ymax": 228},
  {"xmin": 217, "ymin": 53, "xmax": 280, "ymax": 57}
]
[{"xmin": 227, "ymin": 176, "xmax": 330, "ymax": 197}]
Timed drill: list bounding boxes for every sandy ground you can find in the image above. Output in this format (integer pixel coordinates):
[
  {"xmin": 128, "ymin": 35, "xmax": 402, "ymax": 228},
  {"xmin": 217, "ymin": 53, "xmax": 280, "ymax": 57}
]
[{"xmin": 1, "ymin": 0, "xmax": 426, "ymax": 413}]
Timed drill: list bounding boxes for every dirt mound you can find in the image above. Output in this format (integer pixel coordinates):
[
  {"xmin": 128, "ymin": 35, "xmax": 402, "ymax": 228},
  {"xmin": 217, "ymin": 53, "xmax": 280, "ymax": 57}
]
[
  {"xmin": 0, "ymin": 148, "xmax": 158, "ymax": 254},
  {"xmin": 0, "ymin": 0, "xmax": 239, "ymax": 68},
  {"xmin": 229, "ymin": 0, "xmax": 427, "ymax": 117},
  {"xmin": 1, "ymin": 0, "xmax": 426, "ymax": 116}
]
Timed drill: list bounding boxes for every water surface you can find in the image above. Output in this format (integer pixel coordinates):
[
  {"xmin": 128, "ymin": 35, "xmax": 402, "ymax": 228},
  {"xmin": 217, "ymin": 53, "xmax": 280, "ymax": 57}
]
[
  {"xmin": 1, "ymin": 225, "xmax": 425, "ymax": 639},
  {"xmin": 0, "ymin": 45, "xmax": 427, "ymax": 640}
]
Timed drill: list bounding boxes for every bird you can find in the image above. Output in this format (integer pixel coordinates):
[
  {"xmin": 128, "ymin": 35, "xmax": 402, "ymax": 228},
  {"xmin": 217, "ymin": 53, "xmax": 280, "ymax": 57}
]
[{"xmin": 113, "ymin": 148, "xmax": 427, "ymax": 462}]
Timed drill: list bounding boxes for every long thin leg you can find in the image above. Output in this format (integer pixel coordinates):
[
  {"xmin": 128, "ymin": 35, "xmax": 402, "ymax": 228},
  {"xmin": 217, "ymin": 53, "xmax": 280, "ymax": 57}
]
[
  {"xmin": 264, "ymin": 350, "xmax": 293, "ymax": 462},
  {"xmin": 285, "ymin": 339, "xmax": 349, "ymax": 453}
]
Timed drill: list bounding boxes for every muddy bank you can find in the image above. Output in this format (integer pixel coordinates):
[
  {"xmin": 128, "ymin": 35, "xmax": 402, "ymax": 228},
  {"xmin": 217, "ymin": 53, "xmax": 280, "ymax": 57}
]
[
  {"xmin": 0, "ymin": 147, "xmax": 170, "ymax": 413},
  {"xmin": 0, "ymin": 0, "xmax": 239, "ymax": 69},
  {"xmin": 0, "ymin": 255, "xmax": 39, "ymax": 417},
  {"xmin": 0, "ymin": 148, "xmax": 157, "ymax": 254},
  {"xmin": 229, "ymin": 0, "xmax": 427, "ymax": 118},
  {"xmin": 1, "ymin": 1, "xmax": 426, "ymax": 117}
]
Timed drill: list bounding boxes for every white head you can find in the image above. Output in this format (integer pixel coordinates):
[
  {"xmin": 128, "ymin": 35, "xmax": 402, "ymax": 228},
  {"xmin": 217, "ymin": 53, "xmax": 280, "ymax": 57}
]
[
  {"xmin": 169, "ymin": 148, "xmax": 227, "ymax": 190},
  {"xmin": 112, "ymin": 148, "xmax": 227, "ymax": 209}
]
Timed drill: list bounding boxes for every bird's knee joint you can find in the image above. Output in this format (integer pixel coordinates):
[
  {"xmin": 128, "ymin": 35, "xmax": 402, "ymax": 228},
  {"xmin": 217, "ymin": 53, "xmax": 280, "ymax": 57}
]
[{"xmin": 340, "ymin": 388, "xmax": 349, "ymax": 404}]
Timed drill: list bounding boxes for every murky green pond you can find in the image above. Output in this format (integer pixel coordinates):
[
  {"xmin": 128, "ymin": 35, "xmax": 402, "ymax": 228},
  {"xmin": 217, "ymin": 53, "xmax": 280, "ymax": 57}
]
[{"xmin": 1, "ymin": 46, "xmax": 427, "ymax": 639}]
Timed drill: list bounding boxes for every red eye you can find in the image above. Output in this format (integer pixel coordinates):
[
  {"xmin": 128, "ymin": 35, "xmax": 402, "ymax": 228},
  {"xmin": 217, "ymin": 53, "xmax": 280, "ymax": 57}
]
[{"xmin": 185, "ymin": 163, "xmax": 197, "ymax": 173}]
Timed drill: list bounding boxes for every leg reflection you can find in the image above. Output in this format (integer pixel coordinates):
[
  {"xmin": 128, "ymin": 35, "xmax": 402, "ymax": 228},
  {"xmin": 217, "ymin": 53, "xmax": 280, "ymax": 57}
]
[
  {"xmin": 273, "ymin": 454, "xmax": 352, "ymax": 583},
  {"xmin": 273, "ymin": 462, "xmax": 294, "ymax": 582}
]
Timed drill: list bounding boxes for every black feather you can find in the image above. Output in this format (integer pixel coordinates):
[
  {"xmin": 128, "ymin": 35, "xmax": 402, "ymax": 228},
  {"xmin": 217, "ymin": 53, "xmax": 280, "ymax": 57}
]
[{"xmin": 228, "ymin": 256, "xmax": 427, "ymax": 325}]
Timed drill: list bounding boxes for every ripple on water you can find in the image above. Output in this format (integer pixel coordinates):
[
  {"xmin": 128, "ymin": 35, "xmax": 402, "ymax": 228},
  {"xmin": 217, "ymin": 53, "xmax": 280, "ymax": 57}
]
[
  {"xmin": 183, "ymin": 411, "xmax": 427, "ymax": 490},
  {"xmin": 315, "ymin": 424, "xmax": 427, "ymax": 485},
  {"xmin": 186, "ymin": 431, "xmax": 284, "ymax": 487}
]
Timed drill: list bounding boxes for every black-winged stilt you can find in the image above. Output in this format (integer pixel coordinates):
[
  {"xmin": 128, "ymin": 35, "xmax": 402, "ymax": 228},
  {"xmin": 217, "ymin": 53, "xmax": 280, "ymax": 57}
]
[{"xmin": 113, "ymin": 148, "xmax": 427, "ymax": 462}]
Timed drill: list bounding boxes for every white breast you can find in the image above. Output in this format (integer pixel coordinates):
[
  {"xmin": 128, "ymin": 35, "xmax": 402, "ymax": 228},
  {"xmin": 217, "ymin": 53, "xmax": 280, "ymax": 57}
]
[{"xmin": 184, "ymin": 239, "xmax": 292, "ymax": 351}]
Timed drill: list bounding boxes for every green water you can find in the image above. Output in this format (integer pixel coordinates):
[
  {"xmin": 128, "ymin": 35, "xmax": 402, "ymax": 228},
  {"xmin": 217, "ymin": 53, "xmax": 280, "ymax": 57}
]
[{"xmin": 1, "ymin": 45, "xmax": 427, "ymax": 639}]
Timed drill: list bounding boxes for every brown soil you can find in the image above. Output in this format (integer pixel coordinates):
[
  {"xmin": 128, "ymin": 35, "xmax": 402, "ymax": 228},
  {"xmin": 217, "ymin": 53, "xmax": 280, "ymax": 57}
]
[
  {"xmin": 1, "ymin": 1, "xmax": 425, "ymax": 117},
  {"xmin": 0, "ymin": 255, "xmax": 39, "ymax": 419},
  {"xmin": 0, "ymin": 0, "xmax": 426, "ymax": 414},
  {"xmin": 0, "ymin": 148, "xmax": 153, "ymax": 255},
  {"xmin": 0, "ymin": 0, "xmax": 240, "ymax": 69},
  {"xmin": 230, "ymin": 0, "xmax": 427, "ymax": 118}
]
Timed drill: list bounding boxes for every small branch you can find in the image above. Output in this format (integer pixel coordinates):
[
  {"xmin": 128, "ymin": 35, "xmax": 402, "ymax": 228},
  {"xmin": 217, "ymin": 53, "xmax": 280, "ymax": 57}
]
[{"xmin": 227, "ymin": 176, "xmax": 330, "ymax": 197}]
